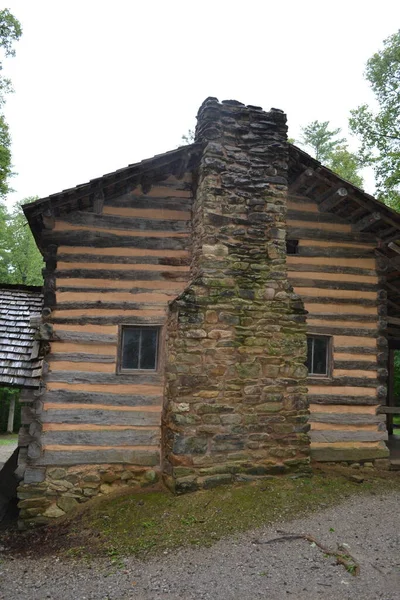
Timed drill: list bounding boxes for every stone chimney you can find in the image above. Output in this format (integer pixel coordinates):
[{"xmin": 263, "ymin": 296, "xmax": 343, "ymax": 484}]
[{"xmin": 162, "ymin": 98, "xmax": 309, "ymax": 492}]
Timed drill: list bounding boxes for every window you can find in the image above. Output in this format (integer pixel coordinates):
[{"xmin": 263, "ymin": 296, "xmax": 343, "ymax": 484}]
[
  {"xmin": 119, "ymin": 326, "xmax": 159, "ymax": 372},
  {"xmin": 286, "ymin": 239, "xmax": 299, "ymax": 255},
  {"xmin": 306, "ymin": 335, "xmax": 330, "ymax": 376}
]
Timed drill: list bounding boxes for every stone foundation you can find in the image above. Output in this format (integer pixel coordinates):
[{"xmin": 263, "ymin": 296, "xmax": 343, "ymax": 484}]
[
  {"xmin": 17, "ymin": 465, "xmax": 160, "ymax": 528},
  {"xmin": 162, "ymin": 98, "xmax": 310, "ymax": 492}
]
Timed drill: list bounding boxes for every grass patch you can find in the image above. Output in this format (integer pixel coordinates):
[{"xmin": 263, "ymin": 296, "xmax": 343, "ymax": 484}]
[
  {"xmin": 0, "ymin": 433, "xmax": 18, "ymax": 445},
  {"xmin": 4, "ymin": 468, "xmax": 400, "ymax": 560}
]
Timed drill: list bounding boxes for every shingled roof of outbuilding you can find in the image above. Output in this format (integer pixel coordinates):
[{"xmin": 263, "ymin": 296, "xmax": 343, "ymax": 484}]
[{"xmin": 0, "ymin": 285, "xmax": 44, "ymax": 388}]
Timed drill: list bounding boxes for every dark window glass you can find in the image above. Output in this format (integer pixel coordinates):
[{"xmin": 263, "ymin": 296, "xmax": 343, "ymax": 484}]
[
  {"xmin": 306, "ymin": 336, "xmax": 329, "ymax": 376},
  {"xmin": 286, "ymin": 239, "xmax": 299, "ymax": 255},
  {"xmin": 121, "ymin": 327, "xmax": 158, "ymax": 371}
]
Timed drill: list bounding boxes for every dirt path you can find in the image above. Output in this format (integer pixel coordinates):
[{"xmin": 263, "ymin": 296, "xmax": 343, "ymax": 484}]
[{"xmin": 0, "ymin": 491, "xmax": 399, "ymax": 600}]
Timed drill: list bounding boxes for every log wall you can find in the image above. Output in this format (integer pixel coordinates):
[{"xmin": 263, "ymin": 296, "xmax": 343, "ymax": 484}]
[
  {"xmin": 18, "ymin": 174, "xmax": 193, "ymax": 524},
  {"xmin": 287, "ymin": 196, "xmax": 389, "ymax": 463}
]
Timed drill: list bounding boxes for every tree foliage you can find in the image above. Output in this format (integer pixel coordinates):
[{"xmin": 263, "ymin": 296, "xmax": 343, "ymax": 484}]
[
  {"xmin": 0, "ymin": 199, "xmax": 43, "ymax": 286},
  {"xmin": 0, "ymin": 9, "xmax": 21, "ymax": 199},
  {"xmin": 349, "ymin": 30, "xmax": 400, "ymax": 207},
  {"xmin": 298, "ymin": 121, "xmax": 363, "ymax": 187}
]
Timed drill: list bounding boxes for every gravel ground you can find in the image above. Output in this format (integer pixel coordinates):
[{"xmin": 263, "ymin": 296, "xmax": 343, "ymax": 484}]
[{"xmin": 0, "ymin": 491, "xmax": 399, "ymax": 600}]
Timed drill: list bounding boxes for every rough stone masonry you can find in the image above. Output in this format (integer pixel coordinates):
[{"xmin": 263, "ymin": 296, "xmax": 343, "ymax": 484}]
[{"xmin": 162, "ymin": 98, "xmax": 310, "ymax": 492}]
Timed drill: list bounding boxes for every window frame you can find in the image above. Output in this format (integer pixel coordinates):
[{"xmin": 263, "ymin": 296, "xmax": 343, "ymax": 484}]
[
  {"xmin": 306, "ymin": 334, "xmax": 332, "ymax": 378},
  {"xmin": 117, "ymin": 324, "xmax": 161, "ymax": 374}
]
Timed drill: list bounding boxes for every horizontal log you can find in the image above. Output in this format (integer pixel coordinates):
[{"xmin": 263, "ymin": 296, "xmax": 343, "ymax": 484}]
[
  {"xmin": 50, "ymin": 315, "xmax": 167, "ymax": 326},
  {"xmin": 287, "ymin": 263, "xmax": 376, "ymax": 277},
  {"xmin": 59, "ymin": 212, "xmax": 190, "ymax": 233},
  {"xmin": 333, "ymin": 346, "xmax": 378, "ymax": 355},
  {"xmin": 288, "ymin": 227, "xmax": 377, "ymax": 243},
  {"xmin": 307, "ymin": 377, "xmax": 378, "ymax": 387},
  {"xmin": 35, "ymin": 448, "xmax": 160, "ymax": 466},
  {"xmin": 333, "ymin": 361, "xmax": 377, "ymax": 371},
  {"xmin": 47, "ymin": 371, "xmax": 162, "ymax": 385},
  {"xmin": 42, "ymin": 230, "xmax": 189, "ymax": 250},
  {"xmin": 55, "ymin": 269, "xmax": 189, "ymax": 282},
  {"xmin": 53, "ymin": 331, "xmax": 117, "ymax": 344},
  {"xmin": 287, "ymin": 209, "xmax": 349, "ymax": 225},
  {"xmin": 48, "ymin": 353, "xmax": 116, "ymax": 363},
  {"xmin": 377, "ymin": 406, "xmax": 400, "ymax": 414},
  {"xmin": 307, "ymin": 395, "xmax": 379, "ymax": 405},
  {"xmin": 55, "ymin": 301, "xmax": 167, "ymax": 311},
  {"xmin": 310, "ymin": 430, "xmax": 387, "ymax": 442},
  {"xmin": 307, "ymin": 326, "xmax": 378, "ymax": 337},
  {"xmin": 43, "ymin": 428, "xmax": 160, "ymax": 446},
  {"xmin": 302, "ymin": 296, "xmax": 377, "ymax": 307},
  {"xmin": 291, "ymin": 278, "xmax": 378, "ymax": 292},
  {"xmin": 44, "ymin": 389, "xmax": 162, "ymax": 407},
  {"xmin": 306, "ymin": 313, "xmax": 377, "ymax": 323},
  {"xmin": 104, "ymin": 195, "xmax": 192, "ymax": 211},
  {"xmin": 57, "ymin": 253, "xmax": 191, "ymax": 266},
  {"xmin": 41, "ymin": 408, "xmax": 161, "ymax": 426},
  {"xmin": 297, "ymin": 246, "xmax": 376, "ymax": 258},
  {"xmin": 310, "ymin": 444, "xmax": 389, "ymax": 462},
  {"xmin": 310, "ymin": 412, "xmax": 385, "ymax": 425}
]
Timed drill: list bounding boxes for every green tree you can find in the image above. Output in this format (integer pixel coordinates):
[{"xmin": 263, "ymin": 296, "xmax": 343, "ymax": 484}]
[
  {"xmin": 300, "ymin": 121, "xmax": 346, "ymax": 162},
  {"xmin": 349, "ymin": 30, "xmax": 400, "ymax": 208},
  {"xmin": 298, "ymin": 121, "xmax": 363, "ymax": 187},
  {"xmin": 0, "ymin": 9, "xmax": 22, "ymax": 199},
  {"xmin": 0, "ymin": 199, "xmax": 43, "ymax": 285}
]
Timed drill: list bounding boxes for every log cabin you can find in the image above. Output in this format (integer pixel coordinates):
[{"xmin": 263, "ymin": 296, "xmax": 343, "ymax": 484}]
[{"xmin": 4, "ymin": 97, "xmax": 400, "ymax": 526}]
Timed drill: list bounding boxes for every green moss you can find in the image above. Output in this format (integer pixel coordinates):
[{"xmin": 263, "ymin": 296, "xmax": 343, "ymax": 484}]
[{"xmin": 58, "ymin": 471, "xmax": 400, "ymax": 560}]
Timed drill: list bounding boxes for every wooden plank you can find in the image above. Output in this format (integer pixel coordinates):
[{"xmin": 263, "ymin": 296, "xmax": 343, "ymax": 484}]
[
  {"xmin": 44, "ymin": 389, "xmax": 162, "ymax": 407},
  {"xmin": 46, "ymin": 382, "xmax": 162, "ymax": 394},
  {"xmin": 333, "ymin": 361, "xmax": 377, "ymax": 371},
  {"xmin": 296, "ymin": 246, "xmax": 376, "ymax": 258},
  {"xmin": 288, "ymin": 219, "xmax": 351, "ymax": 233},
  {"xmin": 42, "ymin": 428, "xmax": 160, "ymax": 446},
  {"xmin": 56, "ymin": 270, "xmax": 188, "ymax": 283},
  {"xmin": 288, "ymin": 271, "xmax": 377, "ymax": 284},
  {"xmin": 57, "ymin": 246, "xmax": 189, "ymax": 258},
  {"xmin": 43, "ymin": 230, "xmax": 189, "ymax": 249},
  {"xmin": 307, "ymin": 377, "xmax": 378, "ymax": 387},
  {"xmin": 308, "ymin": 318, "xmax": 376, "ymax": 328},
  {"xmin": 308, "ymin": 384, "xmax": 376, "ymax": 397},
  {"xmin": 53, "ymin": 330, "xmax": 117, "ymax": 344},
  {"xmin": 51, "ymin": 315, "xmax": 167, "ymax": 326},
  {"xmin": 48, "ymin": 353, "xmax": 117, "ymax": 364},
  {"xmin": 318, "ymin": 187, "xmax": 348, "ymax": 211},
  {"xmin": 41, "ymin": 408, "xmax": 161, "ymax": 426},
  {"xmin": 377, "ymin": 406, "xmax": 400, "ymax": 414},
  {"xmin": 308, "ymin": 395, "xmax": 378, "ymax": 405},
  {"xmin": 287, "ymin": 263, "xmax": 376, "ymax": 277},
  {"xmin": 287, "ymin": 210, "xmax": 349, "ymax": 225},
  {"xmin": 294, "ymin": 286, "xmax": 377, "ymax": 299},
  {"xmin": 309, "ymin": 404, "xmax": 378, "ymax": 414},
  {"xmin": 310, "ymin": 412, "xmax": 385, "ymax": 425},
  {"xmin": 307, "ymin": 326, "xmax": 377, "ymax": 338},
  {"xmin": 47, "ymin": 371, "xmax": 162, "ymax": 385},
  {"xmin": 288, "ymin": 227, "xmax": 376, "ymax": 243},
  {"xmin": 56, "ymin": 213, "xmax": 190, "ymax": 233},
  {"xmin": 102, "ymin": 206, "xmax": 190, "ymax": 220},
  {"xmin": 311, "ymin": 430, "xmax": 387, "ymax": 442},
  {"xmin": 353, "ymin": 212, "xmax": 382, "ymax": 232},
  {"xmin": 305, "ymin": 303, "xmax": 377, "ymax": 315},
  {"xmin": 35, "ymin": 448, "xmax": 160, "ymax": 466}
]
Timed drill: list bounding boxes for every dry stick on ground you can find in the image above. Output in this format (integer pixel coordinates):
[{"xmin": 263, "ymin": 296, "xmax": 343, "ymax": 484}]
[{"xmin": 253, "ymin": 530, "xmax": 360, "ymax": 576}]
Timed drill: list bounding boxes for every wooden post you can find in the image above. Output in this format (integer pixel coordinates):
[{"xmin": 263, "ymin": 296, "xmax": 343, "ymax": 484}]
[{"xmin": 7, "ymin": 396, "xmax": 16, "ymax": 434}]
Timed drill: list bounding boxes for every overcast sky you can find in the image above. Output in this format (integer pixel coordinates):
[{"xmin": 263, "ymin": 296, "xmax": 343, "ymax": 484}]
[{"xmin": 3, "ymin": 0, "xmax": 400, "ymax": 205}]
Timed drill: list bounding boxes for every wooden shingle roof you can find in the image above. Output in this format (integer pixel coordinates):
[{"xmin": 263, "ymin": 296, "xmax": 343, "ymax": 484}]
[{"xmin": 0, "ymin": 285, "xmax": 43, "ymax": 388}]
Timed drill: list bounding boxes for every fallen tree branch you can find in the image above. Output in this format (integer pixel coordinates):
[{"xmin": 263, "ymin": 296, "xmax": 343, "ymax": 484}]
[{"xmin": 253, "ymin": 530, "xmax": 360, "ymax": 576}]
